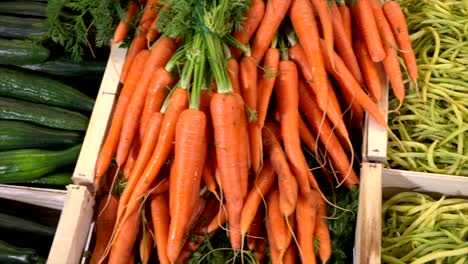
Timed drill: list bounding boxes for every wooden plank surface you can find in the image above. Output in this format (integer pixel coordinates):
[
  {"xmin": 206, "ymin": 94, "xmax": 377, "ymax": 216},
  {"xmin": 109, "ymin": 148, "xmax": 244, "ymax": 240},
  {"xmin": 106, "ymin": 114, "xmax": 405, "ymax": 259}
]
[
  {"xmin": 0, "ymin": 184, "xmax": 66, "ymax": 210},
  {"xmin": 72, "ymin": 42, "xmax": 127, "ymax": 188},
  {"xmin": 47, "ymin": 185, "xmax": 95, "ymax": 264},
  {"xmin": 355, "ymin": 162, "xmax": 382, "ymax": 264}
]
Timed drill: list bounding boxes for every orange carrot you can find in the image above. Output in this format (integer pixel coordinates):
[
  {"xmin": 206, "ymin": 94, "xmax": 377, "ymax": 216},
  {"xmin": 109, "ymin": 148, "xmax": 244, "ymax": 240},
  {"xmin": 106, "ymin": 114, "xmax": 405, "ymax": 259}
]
[
  {"xmin": 266, "ymin": 188, "xmax": 293, "ymax": 260},
  {"xmin": 383, "ymin": 0, "xmax": 418, "ymax": 82},
  {"xmin": 330, "ymin": 2, "xmax": 364, "ymax": 85},
  {"xmin": 262, "ymin": 123, "xmax": 298, "ymax": 216},
  {"xmin": 315, "ymin": 194, "xmax": 332, "ymax": 263},
  {"xmin": 369, "ymin": 0, "xmax": 405, "ymax": 104},
  {"xmin": 338, "ymin": 3, "xmax": 352, "ymax": 43},
  {"xmin": 240, "ymin": 160, "xmax": 276, "ymax": 236},
  {"xmin": 240, "ymin": 57, "xmax": 262, "ymax": 176},
  {"xmin": 95, "ymin": 50, "xmax": 149, "ymax": 183},
  {"xmin": 251, "ymin": 0, "xmax": 292, "ymax": 64},
  {"xmin": 231, "ymin": 0, "xmax": 265, "ymax": 59},
  {"xmin": 227, "ymin": 58, "xmax": 241, "ymax": 95},
  {"xmin": 298, "ymin": 116, "xmax": 318, "ymax": 155},
  {"xmin": 146, "ymin": 18, "xmax": 160, "ymax": 44},
  {"xmin": 289, "ymin": 0, "xmax": 329, "ymax": 116},
  {"xmin": 296, "ymin": 192, "xmax": 318, "ymax": 264},
  {"xmin": 123, "ymin": 137, "xmax": 140, "ymax": 179},
  {"xmin": 139, "ymin": 67, "xmax": 173, "ymax": 139},
  {"xmin": 205, "ymin": 205, "xmax": 227, "ymax": 234},
  {"xmin": 167, "ymin": 109, "xmax": 207, "ymax": 262},
  {"xmin": 309, "ymin": 0, "xmax": 334, "ymax": 69},
  {"xmin": 117, "ymin": 112, "xmax": 163, "ymax": 220},
  {"xmin": 266, "ymin": 215, "xmax": 281, "ymax": 264},
  {"xmin": 257, "ymin": 47, "xmax": 280, "ymax": 129},
  {"xmin": 117, "ymin": 37, "xmax": 176, "ymax": 167},
  {"xmin": 139, "ymin": 219, "xmax": 154, "ymax": 264},
  {"xmin": 351, "ymin": 0, "xmax": 386, "ymax": 62},
  {"xmin": 319, "ymin": 39, "xmax": 387, "ymax": 127},
  {"xmin": 89, "ymin": 194, "xmax": 119, "ymax": 264},
  {"xmin": 298, "ymin": 79, "xmax": 360, "ymax": 188},
  {"xmin": 210, "ymin": 92, "xmax": 246, "ymax": 250},
  {"xmin": 275, "ymin": 59, "xmax": 317, "ymax": 194},
  {"xmin": 113, "ymin": 1, "xmax": 139, "ymax": 44},
  {"xmin": 237, "ymin": 93, "xmax": 251, "ymax": 200},
  {"xmin": 283, "ymin": 241, "xmax": 298, "ymax": 264},
  {"xmin": 246, "ymin": 207, "xmax": 265, "ymax": 251},
  {"xmin": 354, "ymin": 37, "xmax": 383, "ymax": 101},
  {"xmin": 120, "ymin": 33, "xmax": 148, "ymax": 83},
  {"xmin": 137, "ymin": 0, "xmax": 160, "ymax": 31},
  {"xmin": 150, "ymin": 192, "xmax": 170, "ymax": 264}
]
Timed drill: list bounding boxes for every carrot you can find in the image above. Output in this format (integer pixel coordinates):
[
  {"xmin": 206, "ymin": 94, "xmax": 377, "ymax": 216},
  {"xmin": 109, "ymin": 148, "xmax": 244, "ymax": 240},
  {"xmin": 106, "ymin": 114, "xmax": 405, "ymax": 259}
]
[
  {"xmin": 113, "ymin": 1, "xmax": 139, "ymax": 44},
  {"xmin": 117, "ymin": 112, "xmax": 163, "ymax": 220},
  {"xmin": 283, "ymin": 241, "xmax": 298, "ymax": 264},
  {"xmin": 205, "ymin": 205, "xmax": 227, "ymax": 234},
  {"xmin": 246, "ymin": 207, "xmax": 264, "ymax": 252},
  {"xmin": 146, "ymin": 18, "xmax": 160, "ymax": 44},
  {"xmin": 309, "ymin": 0, "xmax": 334, "ymax": 69},
  {"xmin": 351, "ymin": 0, "xmax": 386, "ymax": 62},
  {"xmin": 240, "ymin": 57, "xmax": 262, "ymax": 175},
  {"xmin": 319, "ymin": 39, "xmax": 387, "ymax": 128},
  {"xmin": 266, "ymin": 216, "xmax": 281, "ymax": 264},
  {"xmin": 288, "ymin": 43, "xmax": 348, "ymax": 145},
  {"xmin": 89, "ymin": 194, "xmax": 119, "ymax": 264},
  {"xmin": 139, "ymin": 67, "xmax": 173, "ymax": 139},
  {"xmin": 251, "ymin": 0, "xmax": 292, "ymax": 64},
  {"xmin": 275, "ymin": 59, "xmax": 318, "ymax": 194},
  {"xmin": 137, "ymin": 0, "xmax": 160, "ymax": 31},
  {"xmin": 298, "ymin": 116, "xmax": 318, "ymax": 155},
  {"xmin": 117, "ymin": 37, "xmax": 177, "ymax": 167},
  {"xmin": 123, "ymin": 137, "xmax": 140, "ymax": 179},
  {"xmin": 227, "ymin": 58, "xmax": 241, "ymax": 95},
  {"xmin": 257, "ymin": 47, "xmax": 280, "ymax": 129},
  {"xmin": 315, "ymin": 194, "xmax": 332, "ymax": 263},
  {"xmin": 240, "ymin": 159, "xmax": 276, "ymax": 236},
  {"xmin": 296, "ymin": 192, "xmax": 318, "ymax": 264},
  {"xmin": 231, "ymin": 0, "xmax": 265, "ymax": 59},
  {"xmin": 383, "ymin": 0, "xmax": 418, "ymax": 82},
  {"xmin": 266, "ymin": 188, "xmax": 293, "ymax": 260},
  {"xmin": 289, "ymin": 0, "xmax": 329, "ymax": 117},
  {"xmin": 202, "ymin": 156, "xmax": 217, "ymax": 197},
  {"xmin": 237, "ymin": 92, "xmax": 251, "ymax": 200},
  {"xmin": 251, "ymin": 224, "xmax": 267, "ymax": 264},
  {"xmin": 338, "ymin": 3, "xmax": 352, "ymax": 43},
  {"xmin": 354, "ymin": 37, "xmax": 383, "ymax": 101},
  {"xmin": 150, "ymin": 192, "xmax": 170, "ymax": 264},
  {"xmin": 95, "ymin": 50, "xmax": 150, "ymax": 183},
  {"xmin": 330, "ymin": 2, "xmax": 364, "ymax": 85},
  {"xmin": 120, "ymin": 33, "xmax": 148, "ymax": 83},
  {"xmin": 139, "ymin": 218, "xmax": 154, "ymax": 264},
  {"xmin": 298, "ymin": 79, "xmax": 360, "ymax": 188},
  {"xmin": 262, "ymin": 123, "xmax": 298, "ymax": 216},
  {"xmin": 210, "ymin": 92, "xmax": 246, "ymax": 250}
]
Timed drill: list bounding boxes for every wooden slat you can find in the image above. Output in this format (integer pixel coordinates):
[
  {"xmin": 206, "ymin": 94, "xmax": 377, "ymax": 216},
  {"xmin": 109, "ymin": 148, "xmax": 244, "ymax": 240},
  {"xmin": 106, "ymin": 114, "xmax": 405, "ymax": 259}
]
[
  {"xmin": 72, "ymin": 42, "xmax": 127, "ymax": 188},
  {"xmin": 355, "ymin": 162, "xmax": 382, "ymax": 264},
  {"xmin": 0, "ymin": 184, "xmax": 66, "ymax": 210},
  {"xmin": 47, "ymin": 185, "xmax": 95, "ymax": 264}
]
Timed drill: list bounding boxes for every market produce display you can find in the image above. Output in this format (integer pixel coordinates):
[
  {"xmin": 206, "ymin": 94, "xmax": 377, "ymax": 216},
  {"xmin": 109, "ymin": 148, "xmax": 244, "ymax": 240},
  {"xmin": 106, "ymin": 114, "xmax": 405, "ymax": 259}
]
[
  {"xmin": 382, "ymin": 192, "xmax": 468, "ymax": 263},
  {"xmin": 386, "ymin": 0, "xmax": 468, "ymax": 176},
  {"xmin": 85, "ymin": 0, "xmax": 417, "ymax": 263}
]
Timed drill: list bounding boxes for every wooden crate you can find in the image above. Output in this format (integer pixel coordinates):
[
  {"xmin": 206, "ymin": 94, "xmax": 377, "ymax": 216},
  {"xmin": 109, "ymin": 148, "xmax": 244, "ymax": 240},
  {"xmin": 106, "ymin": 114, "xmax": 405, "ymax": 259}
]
[
  {"xmin": 0, "ymin": 184, "xmax": 66, "ymax": 210},
  {"xmin": 72, "ymin": 42, "xmax": 127, "ymax": 189}
]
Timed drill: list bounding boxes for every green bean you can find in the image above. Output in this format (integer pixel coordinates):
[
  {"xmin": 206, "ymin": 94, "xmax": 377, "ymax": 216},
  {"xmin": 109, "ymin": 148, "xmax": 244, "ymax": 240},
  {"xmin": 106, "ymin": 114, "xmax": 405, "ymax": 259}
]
[
  {"xmin": 410, "ymin": 246, "xmax": 468, "ymax": 264},
  {"xmin": 382, "ymin": 254, "xmax": 407, "ymax": 264}
]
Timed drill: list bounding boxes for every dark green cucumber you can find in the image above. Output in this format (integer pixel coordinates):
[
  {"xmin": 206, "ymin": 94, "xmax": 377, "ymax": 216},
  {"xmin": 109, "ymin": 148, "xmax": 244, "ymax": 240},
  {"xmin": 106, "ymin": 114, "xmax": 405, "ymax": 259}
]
[
  {"xmin": 0, "ymin": 2, "xmax": 47, "ymax": 17},
  {"xmin": 0, "ymin": 97, "xmax": 90, "ymax": 131},
  {"xmin": 0, "ymin": 240, "xmax": 42, "ymax": 264},
  {"xmin": 26, "ymin": 172, "xmax": 73, "ymax": 187},
  {"xmin": 0, "ymin": 144, "xmax": 81, "ymax": 183},
  {"xmin": 21, "ymin": 57, "xmax": 106, "ymax": 77},
  {"xmin": 0, "ymin": 67, "xmax": 95, "ymax": 112},
  {"xmin": 0, "ymin": 39, "xmax": 49, "ymax": 66},
  {"xmin": 0, "ymin": 15, "xmax": 46, "ymax": 39},
  {"xmin": 0, "ymin": 213, "xmax": 55, "ymax": 237},
  {"xmin": 0, "ymin": 121, "xmax": 82, "ymax": 151}
]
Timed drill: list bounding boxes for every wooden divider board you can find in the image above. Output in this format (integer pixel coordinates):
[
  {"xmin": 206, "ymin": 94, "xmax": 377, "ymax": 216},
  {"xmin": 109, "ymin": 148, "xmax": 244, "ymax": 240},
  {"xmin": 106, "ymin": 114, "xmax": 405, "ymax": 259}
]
[
  {"xmin": 0, "ymin": 184, "xmax": 66, "ymax": 210},
  {"xmin": 47, "ymin": 185, "xmax": 94, "ymax": 264},
  {"xmin": 72, "ymin": 42, "xmax": 127, "ymax": 189}
]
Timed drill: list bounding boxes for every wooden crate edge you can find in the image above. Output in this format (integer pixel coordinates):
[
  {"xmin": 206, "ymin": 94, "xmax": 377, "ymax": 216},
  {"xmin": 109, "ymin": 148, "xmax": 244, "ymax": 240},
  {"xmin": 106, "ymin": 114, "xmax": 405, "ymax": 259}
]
[{"xmin": 0, "ymin": 184, "xmax": 66, "ymax": 210}]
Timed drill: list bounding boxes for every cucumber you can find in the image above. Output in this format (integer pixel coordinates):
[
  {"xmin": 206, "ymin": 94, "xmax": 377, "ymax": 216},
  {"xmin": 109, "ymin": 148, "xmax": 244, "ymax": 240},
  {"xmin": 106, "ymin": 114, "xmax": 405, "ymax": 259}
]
[
  {"xmin": 0, "ymin": 240, "xmax": 42, "ymax": 264},
  {"xmin": 0, "ymin": 67, "xmax": 95, "ymax": 112},
  {"xmin": 0, "ymin": 121, "xmax": 82, "ymax": 151},
  {"xmin": 0, "ymin": 2, "xmax": 47, "ymax": 17},
  {"xmin": 26, "ymin": 172, "xmax": 73, "ymax": 187},
  {"xmin": 0, "ymin": 15, "xmax": 46, "ymax": 39},
  {"xmin": 0, "ymin": 97, "xmax": 90, "ymax": 131},
  {"xmin": 21, "ymin": 57, "xmax": 106, "ymax": 77},
  {"xmin": 0, "ymin": 39, "xmax": 49, "ymax": 66},
  {"xmin": 0, "ymin": 144, "xmax": 81, "ymax": 183},
  {"xmin": 0, "ymin": 213, "xmax": 55, "ymax": 237}
]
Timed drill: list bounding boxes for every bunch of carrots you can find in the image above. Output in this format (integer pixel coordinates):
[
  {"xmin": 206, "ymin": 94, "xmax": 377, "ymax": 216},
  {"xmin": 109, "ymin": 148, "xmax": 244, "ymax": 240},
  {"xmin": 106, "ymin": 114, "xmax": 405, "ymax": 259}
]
[{"xmin": 88, "ymin": 0, "xmax": 416, "ymax": 263}]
